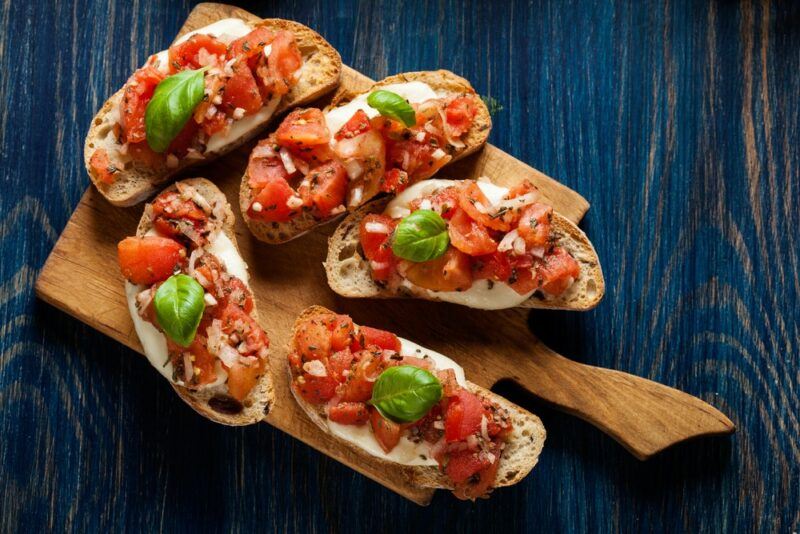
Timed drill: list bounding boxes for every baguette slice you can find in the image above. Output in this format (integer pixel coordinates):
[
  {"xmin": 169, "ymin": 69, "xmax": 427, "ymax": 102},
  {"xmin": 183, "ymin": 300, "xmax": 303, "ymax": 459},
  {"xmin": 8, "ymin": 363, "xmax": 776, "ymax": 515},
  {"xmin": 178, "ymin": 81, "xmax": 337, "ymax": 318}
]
[
  {"xmin": 86, "ymin": 18, "xmax": 342, "ymax": 207},
  {"xmin": 289, "ymin": 306, "xmax": 545, "ymax": 497},
  {"xmin": 130, "ymin": 178, "xmax": 274, "ymax": 425},
  {"xmin": 325, "ymin": 187, "xmax": 605, "ymax": 311},
  {"xmin": 240, "ymin": 70, "xmax": 492, "ymax": 244}
]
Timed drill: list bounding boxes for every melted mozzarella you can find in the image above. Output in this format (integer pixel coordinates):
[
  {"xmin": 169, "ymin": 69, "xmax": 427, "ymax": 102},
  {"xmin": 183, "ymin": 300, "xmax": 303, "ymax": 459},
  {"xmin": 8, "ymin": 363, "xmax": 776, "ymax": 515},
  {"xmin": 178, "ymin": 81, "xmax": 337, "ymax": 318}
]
[
  {"xmin": 206, "ymin": 94, "xmax": 279, "ymax": 154},
  {"xmin": 326, "ymin": 337, "xmax": 465, "ymax": 466},
  {"xmin": 385, "ymin": 179, "xmax": 537, "ymax": 309},
  {"xmin": 324, "ymin": 81, "xmax": 439, "ymax": 139},
  {"xmin": 125, "ymin": 231, "xmax": 249, "ymax": 386}
]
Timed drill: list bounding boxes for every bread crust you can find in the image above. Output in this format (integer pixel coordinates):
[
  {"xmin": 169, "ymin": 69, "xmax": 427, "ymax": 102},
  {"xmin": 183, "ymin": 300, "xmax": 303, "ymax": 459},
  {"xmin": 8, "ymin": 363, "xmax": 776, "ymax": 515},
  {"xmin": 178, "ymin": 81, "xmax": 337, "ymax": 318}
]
[
  {"xmin": 288, "ymin": 306, "xmax": 545, "ymax": 495},
  {"xmin": 240, "ymin": 70, "xmax": 492, "ymax": 244},
  {"xmin": 85, "ymin": 18, "xmax": 342, "ymax": 207},
  {"xmin": 325, "ymin": 186, "xmax": 605, "ymax": 311},
  {"xmin": 131, "ymin": 178, "xmax": 275, "ymax": 425}
]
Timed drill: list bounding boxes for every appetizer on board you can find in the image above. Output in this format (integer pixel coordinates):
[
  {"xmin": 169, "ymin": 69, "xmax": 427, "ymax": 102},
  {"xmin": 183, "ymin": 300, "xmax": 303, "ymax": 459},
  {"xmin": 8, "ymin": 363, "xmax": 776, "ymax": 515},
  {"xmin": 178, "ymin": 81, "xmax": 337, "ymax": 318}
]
[
  {"xmin": 326, "ymin": 178, "xmax": 605, "ymax": 310},
  {"xmin": 240, "ymin": 71, "xmax": 491, "ymax": 243},
  {"xmin": 288, "ymin": 306, "xmax": 545, "ymax": 500},
  {"xmin": 86, "ymin": 18, "xmax": 341, "ymax": 206},
  {"xmin": 117, "ymin": 178, "xmax": 273, "ymax": 424}
]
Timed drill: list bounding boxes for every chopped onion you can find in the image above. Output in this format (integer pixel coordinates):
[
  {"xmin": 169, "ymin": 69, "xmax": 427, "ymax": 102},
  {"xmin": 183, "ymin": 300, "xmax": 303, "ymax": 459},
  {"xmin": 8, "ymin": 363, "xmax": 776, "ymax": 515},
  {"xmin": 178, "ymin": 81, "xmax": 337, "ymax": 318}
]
[
  {"xmin": 370, "ymin": 261, "xmax": 390, "ymax": 270},
  {"xmin": 419, "ymin": 199, "xmax": 432, "ymax": 211},
  {"xmin": 513, "ymin": 237, "xmax": 527, "ymax": 256},
  {"xmin": 415, "ymin": 131, "xmax": 426, "ymax": 142},
  {"xmin": 330, "ymin": 205, "xmax": 346, "ymax": 215},
  {"xmin": 205, "ymin": 104, "xmax": 218, "ymax": 119},
  {"xmin": 530, "ymin": 245, "xmax": 546, "ymax": 259},
  {"xmin": 473, "ymin": 201, "xmax": 488, "ymax": 214},
  {"xmin": 344, "ymin": 159, "xmax": 365, "ymax": 180},
  {"xmin": 498, "ymin": 229, "xmax": 520, "ymax": 252},
  {"xmin": 232, "ymin": 107, "xmax": 246, "ymax": 120},
  {"xmin": 182, "ymin": 353, "xmax": 194, "ymax": 383},
  {"xmin": 218, "ymin": 344, "xmax": 240, "ymax": 367},
  {"xmin": 238, "ymin": 355, "xmax": 258, "ymax": 366},
  {"xmin": 279, "ymin": 148, "xmax": 297, "ymax": 173},
  {"xmin": 431, "ymin": 148, "xmax": 446, "ymax": 160},
  {"xmin": 365, "ymin": 222, "xmax": 391, "ymax": 234},
  {"xmin": 491, "ymin": 192, "xmax": 540, "ymax": 215},
  {"xmin": 206, "ymin": 319, "xmax": 223, "ymax": 355},
  {"xmin": 466, "ymin": 434, "xmax": 480, "ymax": 450},
  {"xmin": 286, "ymin": 195, "xmax": 304, "ymax": 209},
  {"xmin": 251, "ymin": 144, "xmax": 276, "ymax": 159},
  {"xmin": 251, "ymin": 202, "xmax": 263, "ymax": 213},
  {"xmin": 204, "ymin": 293, "xmax": 218, "ymax": 306},
  {"xmin": 303, "ymin": 360, "xmax": 327, "ymax": 377},
  {"xmin": 349, "ymin": 186, "xmax": 363, "ymax": 206},
  {"xmin": 480, "ymin": 415, "xmax": 490, "ymax": 442}
]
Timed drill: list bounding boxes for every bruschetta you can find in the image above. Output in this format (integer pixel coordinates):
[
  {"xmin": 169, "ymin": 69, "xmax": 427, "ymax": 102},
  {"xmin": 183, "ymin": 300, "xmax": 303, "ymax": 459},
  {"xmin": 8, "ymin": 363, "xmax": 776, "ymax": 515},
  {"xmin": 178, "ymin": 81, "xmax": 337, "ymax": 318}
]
[
  {"xmin": 325, "ymin": 178, "xmax": 605, "ymax": 310},
  {"xmin": 117, "ymin": 178, "xmax": 273, "ymax": 424},
  {"xmin": 240, "ymin": 71, "xmax": 492, "ymax": 243},
  {"xmin": 288, "ymin": 306, "xmax": 545, "ymax": 500},
  {"xmin": 86, "ymin": 17, "xmax": 341, "ymax": 207}
]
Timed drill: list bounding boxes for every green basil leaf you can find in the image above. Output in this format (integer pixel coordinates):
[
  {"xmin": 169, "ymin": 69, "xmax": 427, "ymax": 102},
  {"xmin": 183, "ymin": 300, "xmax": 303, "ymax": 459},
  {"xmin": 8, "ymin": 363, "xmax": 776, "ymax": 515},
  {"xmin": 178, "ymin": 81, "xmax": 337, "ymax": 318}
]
[
  {"xmin": 154, "ymin": 274, "xmax": 205, "ymax": 347},
  {"xmin": 391, "ymin": 209, "xmax": 449, "ymax": 262},
  {"xmin": 145, "ymin": 68, "xmax": 207, "ymax": 153},
  {"xmin": 370, "ymin": 365, "xmax": 443, "ymax": 423},
  {"xmin": 366, "ymin": 90, "xmax": 417, "ymax": 127}
]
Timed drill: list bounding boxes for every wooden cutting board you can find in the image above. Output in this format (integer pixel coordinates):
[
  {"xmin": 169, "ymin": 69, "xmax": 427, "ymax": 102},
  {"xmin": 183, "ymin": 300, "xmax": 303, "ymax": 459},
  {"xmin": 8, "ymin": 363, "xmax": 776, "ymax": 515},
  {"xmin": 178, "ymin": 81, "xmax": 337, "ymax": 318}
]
[{"xmin": 35, "ymin": 3, "xmax": 733, "ymax": 505}]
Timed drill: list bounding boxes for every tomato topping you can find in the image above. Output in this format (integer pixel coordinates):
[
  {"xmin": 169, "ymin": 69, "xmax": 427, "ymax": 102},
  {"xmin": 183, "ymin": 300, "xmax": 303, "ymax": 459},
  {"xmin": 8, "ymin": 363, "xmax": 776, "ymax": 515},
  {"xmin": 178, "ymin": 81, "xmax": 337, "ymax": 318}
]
[
  {"xmin": 355, "ymin": 326, "xmax": 401, "ymax": 352},
  {"xmin": 221, "ymin": 64, "xmax": 263, "ymax": 115},
  {"xmin": 327, "ymin": 349, "xmax": 354, "ymax": 382},
  {"xmin": 410, "ymin": 186, "xmax": 460, "ymax": 219},
  {"xmin": 298, "ymin": 160, "xmax": 348, "ymax": 218},
  {"xmin": 335, "ymin": 109, "xmax": 372, "ymax": 140},
  {"xmin": 168, "ymin": 34, "xmax": 227, "ymax": 70},
  {"xmin": 444, "ymin": 390, "xmax": 485, "ymax": 442},
  {"xmin": 370, "ymin": 408, "xmax": 403, "ymax": 452},
  {"xmin": 248, "ymin": 178, "xmax": 297, "ymax": 222},
  {"xmin": 117, "ymin": 236, "xmax": 184, "ymax": 285},
  {"xmin": 120, "ymin": 65, "xmax": 164, "ymax": 144},
  {"xmin": 226, "ymin": 360, "xmax": 262, "ymax": 402},
  {"xmin": 517, "ymin": 203, "xmax": 553, "ymax": 248},
  {"xmin": 261, "ymin": 31, "xmax": 303, "ymax": 97},
  {"xmin": 247, "ymin": 143, "xmax": 291, "ymax": 189},
  {"xmin": 337, "ymin": 351, "xmax": 386, "ymax": 402},
  {"xmin": 150, "ymin": 191, "xmax": 208, "ymax": 242},
  {"xmin": 458, "ymin": 182, "xmax": 511, "ymax": 232},
  {"xmin": 444, "ymin": 96, "xmax": 478, "ymax": 137},
  {"xmin": 177, "ymin": 335, "xmax": 218, "ymax": 386},
  {"xmin": 276, "ymin": 108, "xmax": 330, "ymax": 149},
  {"xmin": 448, "ymin": 208, "xmax": 498, "ymax": 256},
  {"xmin": 535, "ymin": 246, "xmax": 580, "ymax": 295},
  {"xmin": 330, "ymin": 315, "xmax": 355, "ymax": 351},
  {"xmin": 359, "ymin": 214, "xmax": 396, "ymax": 281},
  {"xmin": 508, "ymin": 255, "xmax": 537, "ymax": 295},
  {"xmin": 379, "ymin": 168, "xmax": 410, "ymax": 193},
  {"xmin": 89, "ymin": 149, "xmax": 118, "ymax": 184},
  {"xmin": 218, "ymin": 303, "xmax": 269, "ymax": 353},
  {"xmin": 293, "ymin": 316, "xmax": 333, "ymax": 361},
  {"xmin": 295, "ymin": 373, "xmax": 338, "ymax": 404},
  {"xmin": 227, "ymin": 26, "xmax": 275, "ymax": 64},
  {"xmin": 473, "ymin": 251, "xmax": 512, "ymax": 282},
  {"xmin": 329, "ymin": 402, "xmax": 370, "ymax": 425},
  {"xmin": 403, "ymin": 247, "xmax": 473, "ymax": 292},
  {"xmin": 385, "ymin": 138, "xmax": 450, "ymax": 182},
  {"xmin": 167, "ymin": 118, "xmax": 199, "ymax": 157},
  {"xmin": 451, "ymin": 447, "xmax": 502, "ymax": 500}
]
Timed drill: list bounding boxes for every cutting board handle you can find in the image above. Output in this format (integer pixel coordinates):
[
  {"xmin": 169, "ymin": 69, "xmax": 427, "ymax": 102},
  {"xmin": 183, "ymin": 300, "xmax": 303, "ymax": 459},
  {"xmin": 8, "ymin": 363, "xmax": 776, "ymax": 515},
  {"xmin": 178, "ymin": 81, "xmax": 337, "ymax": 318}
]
[{"xmin": 495, "ymin": 342, "xmax": 735, "ymax": 460}]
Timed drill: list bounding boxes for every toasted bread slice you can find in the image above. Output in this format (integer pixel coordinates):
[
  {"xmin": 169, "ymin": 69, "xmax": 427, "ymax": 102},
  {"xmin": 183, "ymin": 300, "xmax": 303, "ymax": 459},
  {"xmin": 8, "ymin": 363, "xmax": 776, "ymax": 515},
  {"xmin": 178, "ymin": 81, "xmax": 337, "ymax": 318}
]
[
  {"xmin": 325, "ymin": 187, "xmax": 605, "ymax": 311},
  {"xmin": 240, "ymin": 70, "xmax": 492, "ymax": 244},
  {"xmin": 86, "ymin": 18, "xmax": 342, "ymax": 207},
  {"xmin": 289, "ymin": 306, "xmax": 545, "ymax": 496},
  {"xmin": 130, "ymin": 178, "xmax": 274, "ymax": 425}
]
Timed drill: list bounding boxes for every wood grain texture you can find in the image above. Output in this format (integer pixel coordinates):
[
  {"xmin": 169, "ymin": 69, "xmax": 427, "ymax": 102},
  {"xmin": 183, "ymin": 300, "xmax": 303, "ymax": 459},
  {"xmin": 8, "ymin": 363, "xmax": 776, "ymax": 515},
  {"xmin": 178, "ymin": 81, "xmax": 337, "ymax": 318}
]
[{"xmin": 2, "ymin": 0, "xmax": 798, "ymax": 532}]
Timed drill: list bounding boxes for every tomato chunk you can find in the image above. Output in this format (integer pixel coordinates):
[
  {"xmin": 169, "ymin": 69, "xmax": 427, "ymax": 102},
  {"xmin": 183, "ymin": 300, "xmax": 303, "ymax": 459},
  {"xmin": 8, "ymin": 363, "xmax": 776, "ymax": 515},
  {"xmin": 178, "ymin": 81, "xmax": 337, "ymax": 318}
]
[
  {"xmin": 276, "ymin": 108, "xmax": 330, "ymax": 149},
  {"xmin": 385, "ymin": 139, "xmax": 450, "ymax": 182},
  {"xmin": 329, "ymin": 402, "xmax": 370, "ymax": 425},
  {"xmin": 226, "ymin": 360, "xmax": 262, "ymax": 401},
  {"xmin": 444, "ymin": 390, "xmax": 485, "ymax": 442},
  {"xmin": 227, "ymin": 26, "xmax": 275, "ymax": 64},
  {"xmin": 370, "ymin": 408, "xmax": 402, "ymax": 452},
  {"xmin": 151, "ymin": 191, "xmax": 208, "ymax": 242},
  {"xmin": 508, "ymin": 255, "xmax": 537, "ymax": 295},
  {"xmin": 120, "ymin": 65, "xmax": 164, "ymax": 144},
  {"xmin": 535, "ymin": 247, "xmax": 580, "ymax": 295},
  {"xmin": 402, "ymin": 247, "xmax": 473, "ymax": 292},
  {"xmin": 117, "ymin": 236, "xmax": 184, "ymax": 285},
  {"xmin": 89, "ymin": 149, "xmax": 118, "ymax": 185},
  {"xmin": 221, "ymin": 64, "xmax": 263, "ymax": 115},
  {"xmin": 294, "ymin": 374, "xmax": 338, "ymax": 404},
  {"xmin": 409, "ymin": 186, "xmax": 460, "ymax": 219},
  {"xmin": 298, "ymin": 160, "xmax": 348, "ymax": 218},
  {"xmin": 517, "ymin": 203, "xmax": 553, "ymax": 248},
  {"xmin": 379, "ymin": 168, "xmax": 410, "ymax": 194},
  {"xmin": 458, "ymin": 182, "xmax": 511, "ymax": 232},
  {"xmin": 327, "ymin": 348, "xmax": 354, "ymax": 382},
  {"xmin": 359, "ymin": 214, "xmax": 396, "ymax": 281},
  {"xmin": 168, "ymin": 34, "xmax": 227, "ymax": 70},
  {"xmin": 248, "ymin": 178, "xmax": 297, "ymax": 222},
  {"xmin": 335, "ymin": 109, "xmax": 372, "ymax": 140},
  {"xmin": 356, "ymin": 326, "xmax": 401, "ymax": 352},
  {"xmin": 293, "ymin": 316, "xmax": 333, "ymax": 361},
  {"xmin": 262, "ymin": 30, "xmax": 302, "ymax": 97},
  {"xmin": 448, "ymin": 208, "xmax": 498, "ymax": 256},
  {"xmin": 444, "ymin": 96, "xmax": 478, "ymax": 137},
  {"xmin": 452, "ymin": 448, "xmax": 502, "ymax": 500},
  {"xmin": 473, "ymin": 251, "xmax": 512, "ymax": 282},
  {"xmin": 330, "ymin": 315, "xmax": 355, "ymax": 351}
]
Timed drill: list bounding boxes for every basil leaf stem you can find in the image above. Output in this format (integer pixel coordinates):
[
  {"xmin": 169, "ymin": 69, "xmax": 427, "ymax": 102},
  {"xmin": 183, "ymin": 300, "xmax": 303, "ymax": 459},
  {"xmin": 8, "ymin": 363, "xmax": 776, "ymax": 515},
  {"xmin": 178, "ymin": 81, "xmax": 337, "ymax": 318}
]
[
  {"xmin": 370, "ymin": 365, "xmax": 443, "ymax": 423},
  {"xmin": 154, "ymin": 274, "xmax": 205, "ymax": 347},
  {"xmin": 391, "ymin": 209, "xmax": 450, "ymax": 262},
  {"xmin": 145, "ymin": 68, "xmax": 207, "ymax": 153},
  {"xmin": 366, "ymin": 90, "xmax": 417, "ymax": 127}
]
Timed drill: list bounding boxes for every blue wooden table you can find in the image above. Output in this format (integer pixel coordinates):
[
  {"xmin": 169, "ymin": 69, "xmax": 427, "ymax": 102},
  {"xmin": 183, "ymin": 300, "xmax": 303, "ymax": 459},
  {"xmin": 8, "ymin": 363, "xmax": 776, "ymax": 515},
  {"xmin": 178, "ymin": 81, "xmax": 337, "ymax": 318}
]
[{"xmin": 1, "ymin": 0, "xmax": 798, "ymax": 531}]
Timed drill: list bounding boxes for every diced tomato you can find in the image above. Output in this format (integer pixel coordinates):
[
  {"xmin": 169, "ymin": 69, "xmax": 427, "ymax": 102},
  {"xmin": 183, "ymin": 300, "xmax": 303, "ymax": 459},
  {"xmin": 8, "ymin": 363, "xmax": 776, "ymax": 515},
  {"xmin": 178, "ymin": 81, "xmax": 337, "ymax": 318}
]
[
  {"xmin": 293, "ymin": 316, "xmax": 333, "ymax": 361},
  {"xmin": 335, "ymin": 109, "xmax": 372, "ymax": 140},
  {"xmin": 473, "ymin": 251, "xmax": 512, "ymax": 282},
  {"xmin": 168, "ymin": 34, "xmax": 227, "ymax": 70},
  {"xmin": 379, "ymin": 168, "xmax": 409, "ymax": 193},
  {"xmin": 370, "ymin": 408, "xmax": 403, "ymax": 452},
  {"xmin": 294, "ymin": 373, "xmax": 338, "ymax": 403},
  {"xmin": 327, "ymin": 349, "xmax": 354, "ymax": 382},
  {"xmin": 444, "ymin": 96, "xmax": 478, "ymax": 137},
  {"xmin": 151, "ymin": 191, "xmax": 208, "ymax": 241},
  {"xmin": 181, "ymin": 335, "xmax": 218, "ymax": 386},
  {"xmin": 385, "ymin": 139, "xmax": 451, "ymax": 182},
  {"xmin": 276, "ymin": 108, "xmax": 330, "ymax": 149},
  {"xmin": 508, "ymin": 255, "xmax": 537, "ymax": 295},
  {"xmin": 166, "ymin": 118, "xmax": 199, "ymax": 157},
  {"xmin": 436, "ymin": 369, "xmax": 460, "ymax": 397},
  {"xmin": 262, "ymin": 30, "xmax": 302, "ymax": 97},
  {"xmin": 458, "ymin": 182, "xmax": 512, "ymax": 231},
  {"xmin": 535, "ymin": 247, "xmax": 580, "ymax": 295},
  {"xmin": 219, "ymin": 277, "xmax": 254, "ymax": 313},
  {"xmin": 117, "ymin": 236, "xmax": 184, "ymax": 285},
  {"xmin": 356, "ymin": 326, "xmax": 401, "ymax": 352},
  {"xmin": 226, "ymin": 360, "xmax": 262, "ymax": 401},
  {"xmin": 444, "ymin": 390, "xmax": 485, "ymax": 442},
  {"xmin": 452, "ymin": 448, "xmax": 502, "ymax": 500},
  {"xmin": 127, "ymin": 141, "xmax": 164, "ymax": 167},
  {"xmin": 402, "ymin": 247, "xmax": 473, "ymax": 292},
  {"xmin": 410, "ymin": 186, "xmax": 460, "ymax": 219},
  {"xmin": 330, "ymin": 315, "xmax": 355, "ymax": 351},
  {"xmin": 448, "ymin": 208, "xmax": 498, "ymax": 256},
  {"xmin": 89, "ymin": 149, "xmax": 118, "ymax": 185},
  {"xmin": 218, "ymin": 303, "xmax": 269, "ymax": 353},
  {"xmin": 221, "ymin": 64, "xmax": 263, "ymax": 115},
  {"xmin": 329, "ymin": 402, "xmax": 370, "ymax": 425},
  {"xmin": 247, "ymin": 142, "xmax": 291, "ymax": 189},
  {"xmin": 517, "ymin": 203, "xmax": 553, "ymax": 248},
  {"xmin": 370, "ymin": 115, "xmax": 408, "ymax": 139},
  {"xmin": 227, "ymin": 26, "xmax": 275, "ymax": 65},
  {"xmin": 359, "ymin": 214, "xmax": 396, "ymax": 281},
  {"xmin": 445, "ymin": 449, "xmax": 492, "ymax": 484},
  {"xmin": 298, "ymin": 160, "xmax": 348, "ymax": 218},
  {"xmin": 401, "ymin": 356, "xmax": 433, "ymax": 369},
  {"xmin": 289, "ymin": 143, "xmax": 335, "ymax": 165},
  {"xmin": 248, "ymin": 178, "xmax": 297, "ymax": 222},
  {"xmin": 507, "ymin": 180, "xmax": 538, "ymax": 199},
  {"xmin": 337, "ymin": 351, "xmax": 384, "ymax": 402},
  {"xmin": 120, "ymin": 65, "xmax": 164, "ymax": 144}
]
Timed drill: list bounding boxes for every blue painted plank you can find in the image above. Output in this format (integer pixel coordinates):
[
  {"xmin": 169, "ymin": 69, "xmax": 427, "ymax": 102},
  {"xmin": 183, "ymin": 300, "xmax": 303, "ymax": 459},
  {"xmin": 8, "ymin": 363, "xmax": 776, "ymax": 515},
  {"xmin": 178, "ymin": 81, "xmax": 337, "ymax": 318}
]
[{"xmin": 0, "ymin": 0, "xmax": 797, "ymax": 531}]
